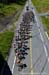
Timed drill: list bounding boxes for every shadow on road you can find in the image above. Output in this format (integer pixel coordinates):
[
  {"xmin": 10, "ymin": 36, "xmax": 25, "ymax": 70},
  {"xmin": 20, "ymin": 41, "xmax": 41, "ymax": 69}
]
[{"xmin": 0, "ymin": 52, "xmax": 12, "ymax": 75}]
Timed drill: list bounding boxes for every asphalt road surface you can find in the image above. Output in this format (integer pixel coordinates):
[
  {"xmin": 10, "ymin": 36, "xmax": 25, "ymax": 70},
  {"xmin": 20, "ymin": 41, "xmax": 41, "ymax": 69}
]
[
  {"xmin": 8, "ymin": 0, "xmax": 49, "ymax": 75},
  {"xmin": 29, "ymin": 0, "xmax": 49, "ymax": 74}
]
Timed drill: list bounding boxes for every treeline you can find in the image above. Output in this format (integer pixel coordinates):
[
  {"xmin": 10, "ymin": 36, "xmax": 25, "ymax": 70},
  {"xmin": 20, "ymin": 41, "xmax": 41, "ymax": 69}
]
[
  {"xmin": 0, "ymin": 0, "xmax": 17, "ymax": 3},
  {"xmin": 0, "ymin": 0, "xmax": 26, "ymax": 4}
]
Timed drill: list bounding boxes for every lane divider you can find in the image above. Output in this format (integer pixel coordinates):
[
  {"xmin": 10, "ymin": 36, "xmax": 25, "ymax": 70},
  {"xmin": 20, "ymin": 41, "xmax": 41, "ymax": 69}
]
[{"xmin": 30, "ymin": 32, "xmax": 33, "ymax": 75}]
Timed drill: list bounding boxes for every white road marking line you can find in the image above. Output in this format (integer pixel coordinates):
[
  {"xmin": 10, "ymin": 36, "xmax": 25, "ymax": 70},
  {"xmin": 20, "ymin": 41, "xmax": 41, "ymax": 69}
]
[
  {"xmin": 45, "ymin": 32, "xmax": 49, "ymax": 40},
  {"xmin": 34, "ymin": 12, "xmax": 49, "ymax": 61},
  {"xmin": 38, "ymin": 26, "xmax": 49, "ymax": 61},
  {"xmin": 39, "ymin": 28, "xmax": 44, "ymax": 42},
  {"xmin": 12, "ymin": 56, "xmax": 16, "ymax": 74},
  {"xmin": 48, "ymin": 58, "xmax": 49, "ymax": 62},
  {"xmin": 39, "ymin": 27, "xmax": 48, "ymax": 59},
  {"xmin": 40, "ymin": 32, "xmax": 44, "ymax": 42},
  {"xmin": 44, "ymin": 45, "xmax": 48, "ymax": 57}
]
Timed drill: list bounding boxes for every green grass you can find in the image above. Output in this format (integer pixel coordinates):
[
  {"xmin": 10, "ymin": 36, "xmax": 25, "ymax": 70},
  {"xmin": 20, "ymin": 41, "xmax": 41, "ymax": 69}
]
[
  {"xmin": 41, "ymin": 16, "xmax": 49, "ymax": 35},
  {"xmin": 0, "ymin": 0, "xmax": 26, "ymax": 20},
  {"xmin": 31, "ymin": 0, "xmax": 49, "ymax": 36},
  {"xmin": 0, "ymin": 0, "xmax": 26, "ymax": 59},
  {"xmin": 0, "ymin": 3, "xmax": 23, "ymax": 18},
  {"xmin": 0, "ymin": 30, "xmax": 14, "ymax": 59},
  {"xmin": 31, "ymin": 0, "xmax": 49, "ymax": 13}
]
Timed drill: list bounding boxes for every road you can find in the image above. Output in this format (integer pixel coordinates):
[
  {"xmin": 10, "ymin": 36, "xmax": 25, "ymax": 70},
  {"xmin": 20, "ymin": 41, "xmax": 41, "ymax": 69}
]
[
  {"xmin": 8, "ymin": 0, "xmax": 49, "ymax": 75},
  {"xmin": 29, "ymin": 0, "xmax": 49, "ymax": 74},
  {"xmin": 38, "ymin": 13, "xmax": 49, "ymax": 17},
  {"xmin": 8, "ymin": 1, "xmax": 30, "ymax": 74},
  {"xmin": 37, "ymin": 12, "xmax": 49, "ymax": 17}
]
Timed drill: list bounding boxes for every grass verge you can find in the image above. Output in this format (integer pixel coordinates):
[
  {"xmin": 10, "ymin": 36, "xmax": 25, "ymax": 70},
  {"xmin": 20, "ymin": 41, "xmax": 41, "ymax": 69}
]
[
  {"xmin": 0, "ymin": 0, "xmax": 26, "ymax": 59},
  {"xmin": 0, "ymin": 30, "xmax": 14, "ymax": 59},
  {"xmin": 41, "ymin": 16, "xmax": 49, "ymax": 36},
  {"xmin": 0, "ymin": 3, "xmax": 20, "ymax": 18},
  {"xmin": 31, "ymin": 0, "xmax": 49, "ymax": 36},
  {"xmin": 31, "ymin": 0, "xmax": 49, "ymax": 13}
]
